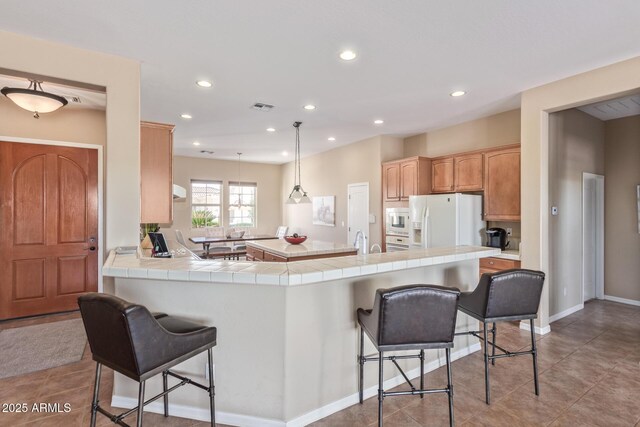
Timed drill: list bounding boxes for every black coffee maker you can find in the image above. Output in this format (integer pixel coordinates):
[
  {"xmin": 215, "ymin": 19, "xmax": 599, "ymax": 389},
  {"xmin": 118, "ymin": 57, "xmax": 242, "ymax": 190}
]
[{"xmin": 486, "ymin": 228, "xmax": 509, "ymax": 250}]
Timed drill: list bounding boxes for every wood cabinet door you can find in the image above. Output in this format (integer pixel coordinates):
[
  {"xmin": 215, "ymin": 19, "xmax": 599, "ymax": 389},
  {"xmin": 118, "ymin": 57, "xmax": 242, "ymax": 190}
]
[
  {"xmin": 382, "ymin": 162, "xmax": 400, "ymax": 201},
  {"xmin": 484, "ymin": 147, "xmax": 521, "ymax": 221},
  {"xmin": 400, "ymin": 160, "xmax": 418, "ymax": 200},
  {"xmin": 431, "ymin": 158, "xmax": 454, "ymax": 193},
  {"xmin": 0, "ymin": 141, "xmax": 99, "ymax": 319},
  {"xmin": 141, "ymin": 122, "xmax": 174, "ymax": 224},
  {"xmin": 454, "ymin": 153, "xmax": 483, "ymax": 191}
]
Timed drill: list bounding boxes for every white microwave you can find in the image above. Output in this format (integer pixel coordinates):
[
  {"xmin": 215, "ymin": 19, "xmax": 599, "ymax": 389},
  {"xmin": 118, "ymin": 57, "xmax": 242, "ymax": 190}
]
[{"xmin": 385, "ymin": 208, "xmax": 410, "ymax": 236}]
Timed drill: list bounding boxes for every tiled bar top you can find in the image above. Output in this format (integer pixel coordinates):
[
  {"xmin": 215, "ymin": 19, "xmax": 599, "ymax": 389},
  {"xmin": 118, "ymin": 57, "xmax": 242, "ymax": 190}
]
[
  {"xmin": 246, "ymin": 238, "xmax": 356, "ymax": 257},
  {"xmin": 103, "ymin": 245, "xmax": 500, "ymax": 286}
]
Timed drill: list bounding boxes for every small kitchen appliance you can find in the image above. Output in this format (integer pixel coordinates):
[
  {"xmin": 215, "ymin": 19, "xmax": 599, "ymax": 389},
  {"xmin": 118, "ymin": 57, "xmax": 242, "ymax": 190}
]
[{"xmin": 486, "ymin": 227, "xmax": 509, "ymax": 250}]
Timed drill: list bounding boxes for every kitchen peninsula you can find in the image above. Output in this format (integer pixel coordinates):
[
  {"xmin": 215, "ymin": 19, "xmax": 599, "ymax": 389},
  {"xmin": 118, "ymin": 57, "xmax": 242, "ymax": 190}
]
[{"xmin": 103, "ymin": 245, "xmax": 499, "ymax": 426}]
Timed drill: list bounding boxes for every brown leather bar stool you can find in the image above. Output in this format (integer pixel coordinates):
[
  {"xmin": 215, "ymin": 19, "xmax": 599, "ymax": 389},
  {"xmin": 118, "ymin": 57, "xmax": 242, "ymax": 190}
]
[
  {"xmin": 78, "ymin": 293, "xmax": 217, "ymax": 427},
  {"xmin": 455, "ymin": 269, "xmax": 545, "ymax": 404},
  {"xmin": 357, "ymin": 285, "xmax": 461, "ymax": 427}
]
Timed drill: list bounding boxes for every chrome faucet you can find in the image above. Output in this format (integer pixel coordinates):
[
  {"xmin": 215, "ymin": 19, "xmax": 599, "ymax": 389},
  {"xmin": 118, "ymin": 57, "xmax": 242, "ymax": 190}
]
[{"xmin": 353, "ymin": 230, "xmax": 368, "ymax": 255}]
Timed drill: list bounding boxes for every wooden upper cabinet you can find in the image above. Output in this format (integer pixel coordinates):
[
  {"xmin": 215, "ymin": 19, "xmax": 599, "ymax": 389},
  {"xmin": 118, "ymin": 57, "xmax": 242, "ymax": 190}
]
[
  {"xmin": 140, "ymin": 121, "xmax": 175, "ymax": 224},
  {"xmin": 382, "ymin": 157, "xmax": 431, "ymax": 202},
  {"xmin": 484, "ymin": 145, "xmax": 520, "ymax": 221},
  {"xmin": 382, "ymin": 162, "xmax": 400, "ymax": 202},
  {"xmin": 454, "ymin": 153, "xmax": 483, "ymax": 191},
  {"xmin": 431, "ymin": 157, "xmax": 454, "ymax": 193}
]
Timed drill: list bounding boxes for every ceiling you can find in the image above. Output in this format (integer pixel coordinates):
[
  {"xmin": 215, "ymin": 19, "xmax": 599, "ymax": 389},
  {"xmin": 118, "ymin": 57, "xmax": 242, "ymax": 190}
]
[
  {"xmin": 578, "ymin": 94, "xmax": 640, "ymax": 121},
  {"xmin": 1, "ymin": 1, "xmax": 640, "ymax": 163}
]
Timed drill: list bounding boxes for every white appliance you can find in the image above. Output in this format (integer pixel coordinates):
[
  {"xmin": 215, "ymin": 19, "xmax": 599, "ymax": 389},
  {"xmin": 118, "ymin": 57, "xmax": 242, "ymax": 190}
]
[
  {"xmin": 409, "ymin": 194, "xmax": 485, "ymax": 248},
  {"xmin": 385, "ymin": 207, "xmax": 410, "ymax": 236},
  {"xmin": 385, "ymin": 234, "xmax": 410, "ymax": 252}
]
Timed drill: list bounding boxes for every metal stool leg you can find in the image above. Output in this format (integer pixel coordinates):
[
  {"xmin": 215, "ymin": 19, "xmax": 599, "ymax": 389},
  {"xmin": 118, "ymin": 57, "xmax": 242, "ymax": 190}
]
[
  {"xmin": 359, "ymin": 327, "xmax": 365, "ymax": 404},
  {"xmin": 419, "ymin": 349, "xmax": 425, "ymax": 399},
  {"xmin": 162, "ymin": 370, "xmax": 169, "ymax": 417},
  {"xmin": 530, "ymin": 319, "xmax": 540, "ymax": 396},
  {"xmin": 378, "ymin": 350, "xmax": 384, "ymax": 427},
  {"xmin": 445, "ymin": 348, "xmax": 454, "ymax": 427},
  {"xmin": 89, "ymin": 363, "xmax": 101, "ymax": 427},
  {"xmin": 208, "ymin": 348, "xmax": 216, "ymax": 426},
  {"xmin": 483, "ymin": 322, "xmax": 490, "ymax": 404},
  {"xmin": 491, "ymin": 322, "xmax": 497, "ymax": 366},
  {"xmin": 136, "ymin": 381, "xmax": 145, "ymax": 427}
]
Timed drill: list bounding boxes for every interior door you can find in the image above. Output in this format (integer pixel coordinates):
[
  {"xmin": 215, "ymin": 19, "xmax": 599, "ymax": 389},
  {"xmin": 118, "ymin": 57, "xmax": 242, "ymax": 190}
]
[
  {"xmin": 0, "ymin": 141, "xmax": 99, "ymax": 319},
  {"xmin": 348, "ymin": 183, "xmax": 369, "ymax": 248}
]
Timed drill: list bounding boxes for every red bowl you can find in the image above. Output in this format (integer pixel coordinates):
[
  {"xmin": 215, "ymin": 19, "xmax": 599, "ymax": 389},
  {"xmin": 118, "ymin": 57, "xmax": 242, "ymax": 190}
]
[{"xmin": 284, "ymin": 235, "xmax": 307, "ymax": 244}]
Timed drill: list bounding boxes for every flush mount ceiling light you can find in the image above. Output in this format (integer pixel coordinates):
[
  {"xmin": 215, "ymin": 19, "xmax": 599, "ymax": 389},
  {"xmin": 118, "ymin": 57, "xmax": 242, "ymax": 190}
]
[
  {"xmin": 374, "ymin": 119, "xmax": 384, "ymax": 125},
  {"xmin": 328, "ymin": 137, "xmax": 336, "ymax": 141},
  {"xmin": 282, "ymin": 151, "xmax": 288, "ymax": 156},
  {"xmin": 286, "ymin": 121, "xmax": 311, "ymax": 205},
  {"xmin": 339, "ymin": 50, "xmax": 357, "ymax": 61},
  {"xmin": 181, "ymin": 113, "xmax": 192, "ymax": 119},
  {"xmin": 450, "ymin": 90, "xmax": 466, "ymax": 97},
  {"xmin": 303, "ymin": 104, "xmax": 316, "ymax": 111},
  {"xmin": 1, "ymin": 79, "xmax": 68, "ymax": 119},
  {"xmin": 266, "ymin": 127, "xmax": 276, "ymax": 132},
  {"xmin": 192, "ymin": 141, "xmax": 201, "ymax": 146},
  {"xmin": 196, "ymin": 80, "xmax": 212, "ymax": 88}
]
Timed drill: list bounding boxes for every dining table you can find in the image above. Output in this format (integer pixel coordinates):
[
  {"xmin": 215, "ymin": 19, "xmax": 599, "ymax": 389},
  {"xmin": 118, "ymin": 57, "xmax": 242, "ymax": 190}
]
[{"xmin": 189, "ymin": 235, "xmax": 279, "ymax": 258}]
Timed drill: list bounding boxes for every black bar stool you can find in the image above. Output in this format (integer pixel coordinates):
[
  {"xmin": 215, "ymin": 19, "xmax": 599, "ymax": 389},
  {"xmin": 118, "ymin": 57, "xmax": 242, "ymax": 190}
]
[
  {"xmin": 78, "ymin": 293, "xmax": 218, "ymax": 427},
  {"xmin": 455, "ymin": 269, "xmax": 545, "ymax": 404},
  {"xmin": 357, "ymin": 285, "xmax": 461, "ymax": 427}
]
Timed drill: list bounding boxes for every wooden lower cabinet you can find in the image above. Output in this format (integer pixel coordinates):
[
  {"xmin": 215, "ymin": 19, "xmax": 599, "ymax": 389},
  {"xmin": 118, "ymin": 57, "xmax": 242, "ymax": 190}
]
[
  {"xmin": 479, "ymin": 257, "xmax": 521, "ymax": 279},
  {"xmin": 247, "ymin": 245, "xmax": 357, "ymax": 262}
]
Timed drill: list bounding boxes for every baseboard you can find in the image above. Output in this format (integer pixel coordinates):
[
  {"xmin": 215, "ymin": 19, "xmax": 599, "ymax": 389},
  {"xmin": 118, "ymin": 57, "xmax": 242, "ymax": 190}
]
[
  {"xmin": 287, "ymin": 342, "xmax": 481, "ymax": 427},
  {"xmin": 549, "ymin": 303, "xmax": 584, "ymax": 323},
  {"xmin": 111, "ymin": 342, "xmax": 481, "ymax": 427},
  {"xmin": 110, "ymin": 395, "xmax": 286, "ymax": 427},
  {"xmin": 604, "ymin": 294, "xmax": 640, "ymax": 307},
  {"xmin": 519, "ymin": 321, "xmax": 551, "ymax": 335}
]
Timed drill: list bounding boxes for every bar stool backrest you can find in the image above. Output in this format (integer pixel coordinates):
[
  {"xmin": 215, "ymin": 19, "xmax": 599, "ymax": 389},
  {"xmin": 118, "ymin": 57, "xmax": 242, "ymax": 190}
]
[
  {"xmin": 78, "ymin": 293, "xmax": 158, "ymax": 380},
  {"xmin": 482, "ymin": 269, "xmax": 545, "ymax": 319},
  {"xmin": 373, "ymin": 285, "xmax": 460, "ymax": 347}
]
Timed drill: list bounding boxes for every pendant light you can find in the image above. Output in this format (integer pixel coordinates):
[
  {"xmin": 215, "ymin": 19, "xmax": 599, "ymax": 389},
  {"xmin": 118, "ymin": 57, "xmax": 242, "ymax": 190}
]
[
  {"xmin": 1, "ymin": 79, "xmax": 68, "ymax": 119},
  {"xmin": 286, "ymin": 121, "xmax": 311, "ymax": 204}
]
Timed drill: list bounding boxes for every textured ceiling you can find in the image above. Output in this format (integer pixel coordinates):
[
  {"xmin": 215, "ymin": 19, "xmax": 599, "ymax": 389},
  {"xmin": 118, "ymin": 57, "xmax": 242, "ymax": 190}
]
[{"xmin": 1, "ymin": 1, "xmax": 640, "ymax": 163}]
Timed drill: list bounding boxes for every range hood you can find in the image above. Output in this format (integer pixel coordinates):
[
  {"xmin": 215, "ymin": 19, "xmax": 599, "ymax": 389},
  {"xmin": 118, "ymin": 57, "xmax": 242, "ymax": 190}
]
[{"xmin": 173, "ymin": 184, "xmax": 186, "ymax": 200}]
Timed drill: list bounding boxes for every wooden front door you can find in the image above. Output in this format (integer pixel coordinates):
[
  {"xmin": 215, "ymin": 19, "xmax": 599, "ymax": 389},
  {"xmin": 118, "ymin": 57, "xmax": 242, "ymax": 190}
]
[{"xmin": 0, "ymin": 141, "xmax": 98, "ymax": 319}]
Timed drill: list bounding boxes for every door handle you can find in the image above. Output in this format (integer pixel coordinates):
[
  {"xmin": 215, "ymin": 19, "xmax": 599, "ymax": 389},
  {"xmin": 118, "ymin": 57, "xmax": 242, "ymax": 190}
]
[{"xmin": 84, "ymin": 246, "xmax": 97, "ymax": 251}]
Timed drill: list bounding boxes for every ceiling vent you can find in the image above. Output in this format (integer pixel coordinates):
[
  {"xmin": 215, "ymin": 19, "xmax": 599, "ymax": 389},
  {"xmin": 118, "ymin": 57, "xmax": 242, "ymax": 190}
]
[
  {"xmin": 65, "ymin": 96, "xmax": 82, "ymax": 104},
  {"xmin": 251, "ymin": 102, "xmax": 274, "ymax": 112}
]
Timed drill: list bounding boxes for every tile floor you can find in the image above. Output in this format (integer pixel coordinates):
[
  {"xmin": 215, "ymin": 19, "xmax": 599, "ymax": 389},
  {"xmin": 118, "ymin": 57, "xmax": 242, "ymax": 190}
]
[{"xmin": 0, "ymin": 300, "xmax": 639, "ymax": 426}]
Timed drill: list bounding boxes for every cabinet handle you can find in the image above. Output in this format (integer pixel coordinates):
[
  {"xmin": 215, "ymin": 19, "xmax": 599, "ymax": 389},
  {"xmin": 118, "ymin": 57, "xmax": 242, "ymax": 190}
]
[{"xmin": 489, "ymin": 261, "xmax": 494, "ymax": 265}]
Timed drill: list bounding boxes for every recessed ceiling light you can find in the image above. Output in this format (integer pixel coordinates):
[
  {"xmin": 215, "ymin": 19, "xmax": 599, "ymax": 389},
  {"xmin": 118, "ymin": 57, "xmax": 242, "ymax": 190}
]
[
  {"xmin": 196, "ymin": 80, "xmax": 212, "ymax": 88},
  {"xmin": 266, "ymin": 127, "xmax": 276, "ymax": 132},
  {"xmin": 303, "ymin": 104, "xmax": 316, "ymax": 111},
  {"xmin": 374, "ymin": 119, "xmax": 384, "ymax": 125},
  {"xmin": 282, "ymin": 151, "xmax": 288, "ymax": 156},
  {"xmin": 181, "ymin": 113, "xmax": 192, "ymax": 119},
  {"xmin": 193, "ymin": 141, "xmax": 201, "ymax": 146},
  {"xmin": 450, "ymin": 90, "xmax": 466, "ymax": 97},
  {"xmin": 328, "ymin": 137, "xmax": 336, "ymax": 141},
  {"xmin": 339, "ymin": 50, "xmax": 357, "ymax": 61}
]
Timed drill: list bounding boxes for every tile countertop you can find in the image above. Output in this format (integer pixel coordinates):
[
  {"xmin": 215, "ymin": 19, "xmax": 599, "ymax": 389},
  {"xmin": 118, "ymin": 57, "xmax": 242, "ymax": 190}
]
[
  {"xmin": 246, "ymin": 239, "xmax": 356, "ymax": 258},
  {"xmin": 493, "ymin": 249, "xmax": 521, "ymax": 261},
  {"xmin": 103, "ymin": 245, "xmax": 501, "ymax": 287}
]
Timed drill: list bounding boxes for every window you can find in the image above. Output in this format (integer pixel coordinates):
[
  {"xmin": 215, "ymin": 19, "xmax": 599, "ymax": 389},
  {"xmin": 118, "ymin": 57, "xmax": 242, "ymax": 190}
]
[
  {"xmin": 229, "ymin": 182, "xmax": 257, "ymax": 227},
  {"xmin": 191, "ymin": 180, "xmax": 222, "ymax": 228}
]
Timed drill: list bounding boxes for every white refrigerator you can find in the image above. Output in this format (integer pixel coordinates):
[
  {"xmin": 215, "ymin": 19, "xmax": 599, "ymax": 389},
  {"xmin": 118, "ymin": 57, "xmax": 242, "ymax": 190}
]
[{"xmin": 408, "ymin": 194, "xmax": 485, "ymax": 248}]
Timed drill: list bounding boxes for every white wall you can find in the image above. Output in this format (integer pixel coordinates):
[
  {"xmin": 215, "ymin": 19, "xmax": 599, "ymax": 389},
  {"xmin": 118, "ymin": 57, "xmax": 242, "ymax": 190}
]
[{"xmin": 548, "ymin": 109, "xmax": 605, "ymax": 317}]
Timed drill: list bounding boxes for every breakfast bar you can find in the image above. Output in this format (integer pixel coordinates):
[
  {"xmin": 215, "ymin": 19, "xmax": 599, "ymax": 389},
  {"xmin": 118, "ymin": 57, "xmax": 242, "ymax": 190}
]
[
  {"xmin": 245, "ymin": 238, "xmax": 358, "ymax": 262},
  {"xmin": 103, "ymin": 245, "xmax": 499, "ymax": 426}
]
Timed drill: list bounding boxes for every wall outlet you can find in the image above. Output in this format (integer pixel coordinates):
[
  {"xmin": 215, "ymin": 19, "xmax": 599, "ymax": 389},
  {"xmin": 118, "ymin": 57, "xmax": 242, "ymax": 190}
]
[{"xmin": 506, "ymin": 228, "xmax": 512, "ymax": 236}]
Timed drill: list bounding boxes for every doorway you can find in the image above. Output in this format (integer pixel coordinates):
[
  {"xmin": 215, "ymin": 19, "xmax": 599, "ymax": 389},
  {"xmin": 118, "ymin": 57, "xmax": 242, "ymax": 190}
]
[
  {"xmin": 582, "ymin": 172, "xmax": 604, "ymax": 301},
  {"xmin": 347, "ymin": 183, "xmax": 369, "ymax": 246},
  {"xmin": 0, "ymin": 141, "xmax": 99, "ymax": 319}
]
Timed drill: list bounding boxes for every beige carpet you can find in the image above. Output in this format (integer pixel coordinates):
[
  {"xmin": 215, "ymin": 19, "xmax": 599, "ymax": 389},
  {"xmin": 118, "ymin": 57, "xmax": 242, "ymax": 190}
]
[{"xmin": 0, "ymin": 318, "xmax": 87, "ymax": 379}]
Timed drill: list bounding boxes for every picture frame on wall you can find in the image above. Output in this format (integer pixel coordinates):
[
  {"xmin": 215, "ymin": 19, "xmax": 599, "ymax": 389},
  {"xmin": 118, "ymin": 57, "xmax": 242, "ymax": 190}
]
[{"xmin": 313, "ymin": 196, "xmax": 335, "ymax": 227}]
